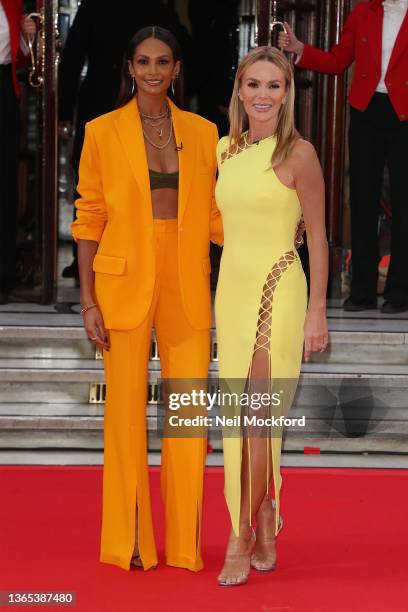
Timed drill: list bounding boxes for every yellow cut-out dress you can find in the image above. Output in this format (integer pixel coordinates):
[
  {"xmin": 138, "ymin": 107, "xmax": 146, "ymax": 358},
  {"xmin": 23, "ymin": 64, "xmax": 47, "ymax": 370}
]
[{"xmin": 215, "ymin": 133, "xmax": 307, "ymax": 536}]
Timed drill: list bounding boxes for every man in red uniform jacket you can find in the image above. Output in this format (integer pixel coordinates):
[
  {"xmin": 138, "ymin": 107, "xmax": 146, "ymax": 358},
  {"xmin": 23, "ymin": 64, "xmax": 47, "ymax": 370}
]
[
  {"xmin": 280, "ymin": 0, "xmax": 408, "ymax": 313},
  {"xmin": 0, "ymin": 1, "xmax": 35, "ymax": 304}
]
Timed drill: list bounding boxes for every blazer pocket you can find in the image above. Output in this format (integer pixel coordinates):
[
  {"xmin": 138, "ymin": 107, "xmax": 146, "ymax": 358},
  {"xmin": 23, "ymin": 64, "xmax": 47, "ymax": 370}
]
[
  {"xmin": 202, "ymin": 256, "xmax": 211, "ymax": 275},
  {"xmin": 93, "ymin": 253, "xmax": 127, "ymax": 275}
]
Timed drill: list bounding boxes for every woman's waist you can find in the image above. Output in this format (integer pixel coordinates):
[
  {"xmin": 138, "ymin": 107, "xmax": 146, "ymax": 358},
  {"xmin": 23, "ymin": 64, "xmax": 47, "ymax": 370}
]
[
  {"xmin": 153, "ymin": 218, "xmax": 178, "ymax": 233},
  {"xmin": 151, "ymin": 188, "xmax": 178, "ymax": 222},
  {"xmin": 222, "ymin": 237, "xmax": 301, "ymax": 259}
]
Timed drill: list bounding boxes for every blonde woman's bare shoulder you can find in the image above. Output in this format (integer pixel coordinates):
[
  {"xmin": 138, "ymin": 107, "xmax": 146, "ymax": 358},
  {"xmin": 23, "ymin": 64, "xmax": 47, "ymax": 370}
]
[
  {"xmin": 292, "ymin": 137, "xmax": 318, "ymax": 159},
  {"xmin": 290, "ymin": 138, "xmax": 324, "ymax": 185},
  {"xmin": 290, "ymin": 138, "xmax": 321, "ymax": 171}
]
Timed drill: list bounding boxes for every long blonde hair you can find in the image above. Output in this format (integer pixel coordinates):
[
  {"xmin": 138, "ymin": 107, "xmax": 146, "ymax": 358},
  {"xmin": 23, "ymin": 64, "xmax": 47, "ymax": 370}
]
[{"xmin": 229, "ymin": 46, "xmax": 297, "ymax": 168}]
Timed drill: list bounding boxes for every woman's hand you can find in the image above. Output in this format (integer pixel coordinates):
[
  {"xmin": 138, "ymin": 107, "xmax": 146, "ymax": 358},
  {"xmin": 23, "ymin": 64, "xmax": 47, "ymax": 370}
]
[
  {"xmin": 303, "ymin": 307, "xmax": 329, "ymax": 362},
  {"xmin": 294, "ymin": 216, "xmax": 305, "ymax": 248},
  {"xmin": 278, "ymin": 22, "xmax": 304, "ymax": 58},
  {"xmin": 83, "ymin": 306, "xmax": 110, "ymax": 351}
]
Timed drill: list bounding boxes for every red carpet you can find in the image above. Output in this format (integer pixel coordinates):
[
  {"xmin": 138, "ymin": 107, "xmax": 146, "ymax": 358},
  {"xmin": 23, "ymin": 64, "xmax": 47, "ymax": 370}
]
[{"xmin": 1, "ymin": 466, "xmax": 408, "ymax": 612}]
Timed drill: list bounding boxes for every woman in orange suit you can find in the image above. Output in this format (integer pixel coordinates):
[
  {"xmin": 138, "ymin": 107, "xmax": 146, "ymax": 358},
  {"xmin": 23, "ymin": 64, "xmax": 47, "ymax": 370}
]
[{"xmin": 71, "ymin": 26, "xmax": 223, "ymax": 572}]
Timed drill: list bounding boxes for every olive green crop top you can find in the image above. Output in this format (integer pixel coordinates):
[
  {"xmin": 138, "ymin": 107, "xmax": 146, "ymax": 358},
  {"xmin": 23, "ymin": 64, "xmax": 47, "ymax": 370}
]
[{"xmin": 149, "ymin": 168, "xmax": 179, "ymax": 190}]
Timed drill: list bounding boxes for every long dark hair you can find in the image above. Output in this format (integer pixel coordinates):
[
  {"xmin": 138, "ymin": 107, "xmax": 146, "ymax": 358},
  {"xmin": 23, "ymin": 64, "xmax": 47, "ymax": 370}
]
[{"xmin": 116, "ymin": 26, "xmax": 184, "ymax": 109}]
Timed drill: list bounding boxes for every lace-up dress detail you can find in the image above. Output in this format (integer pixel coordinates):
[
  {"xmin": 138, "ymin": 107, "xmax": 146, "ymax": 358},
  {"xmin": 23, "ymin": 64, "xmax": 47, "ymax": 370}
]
[
  {"xmin": 214, "ymin": 134, "xmax": 307, "ymax": 537},
  {"xmin": 253, "ymin": 251, "xmax": 297, "ymax": 353}
]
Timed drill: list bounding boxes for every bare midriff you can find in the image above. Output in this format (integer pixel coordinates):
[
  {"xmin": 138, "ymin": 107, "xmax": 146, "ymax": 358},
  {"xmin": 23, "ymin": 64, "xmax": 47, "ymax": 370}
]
[{"xmin": 151, "ymin": 188, "xmax": 178, "ymax": 219}]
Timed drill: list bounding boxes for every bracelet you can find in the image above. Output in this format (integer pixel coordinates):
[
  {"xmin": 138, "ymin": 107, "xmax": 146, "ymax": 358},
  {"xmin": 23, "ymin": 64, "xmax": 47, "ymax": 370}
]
[{"xmin": 80, "ymin": 303, "xmax": 97, "ymax": 316}]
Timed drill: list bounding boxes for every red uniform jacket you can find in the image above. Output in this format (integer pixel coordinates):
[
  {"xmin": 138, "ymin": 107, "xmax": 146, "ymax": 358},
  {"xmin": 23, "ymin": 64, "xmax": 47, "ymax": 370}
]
[
  {"xmin": 2, "ymin": 0, "xmax": 24, "ymax": 96},
  {"xmin": 297, "ymin": 0, "xmax": 408, "ymax": 121}
]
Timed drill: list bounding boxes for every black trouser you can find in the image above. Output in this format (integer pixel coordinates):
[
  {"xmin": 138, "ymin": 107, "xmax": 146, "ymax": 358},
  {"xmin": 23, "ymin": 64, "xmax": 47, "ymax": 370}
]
[
  {"xmin": 0, "ymin": 65, "xmax": 19, "ymax": 292},
  {"xmin": 349, "ymin": 93, "xmax": 408, "ymax": 306}
]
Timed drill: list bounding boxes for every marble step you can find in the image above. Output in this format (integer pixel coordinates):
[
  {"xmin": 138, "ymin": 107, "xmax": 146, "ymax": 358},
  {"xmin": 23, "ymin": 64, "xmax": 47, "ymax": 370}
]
[
  {"xmin": 0, "ymin": 327, "xmax": 95, "ymax": 359},
  {"xmin": 310, "ymin": 330, "xmax": 408, "ymax": 365},
  {"xmin": 1, "ymin": 325, "xmax": 408, "ymax": 365},
  {"xmin": 0, "ymin": 402, "xmax": 406, "ymax": 420},
  {"xmin": 1, "ymin": 357, "xmax": 408, "ymax": 377},
  {"xmin": 0, "ymin": 360, "xmax": 408, "ymax": 404},
  {"xmin": 0, "ymin": 414, "xmax": 405, "ymax": 433},
  {"xmin": 1, "ymin": 449, "xmax": 408, "ymax": 468},
  {"xmin": 0, "ymin": 413, "xmax": 406, "ymax": 454}
]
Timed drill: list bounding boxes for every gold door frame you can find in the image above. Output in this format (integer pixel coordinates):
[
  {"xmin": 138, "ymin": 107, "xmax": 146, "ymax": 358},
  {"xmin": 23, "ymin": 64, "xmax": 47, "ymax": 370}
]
[
  {"xmin": 26, "ymin": 0, "xmax": 59, "ymax": 303},
  {"xmin": 41, "ymin": 0, "xmax": 59, "ymax": 303}
]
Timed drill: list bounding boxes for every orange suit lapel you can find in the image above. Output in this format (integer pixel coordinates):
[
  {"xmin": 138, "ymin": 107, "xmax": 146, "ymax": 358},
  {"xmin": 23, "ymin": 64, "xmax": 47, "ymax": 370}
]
[
  {"xmin": 168, "ymin": 98, "xmax": 197, "ymax": 225},
  {"xmin": 113, "ymin": 98, "xmax": 153, "ymax": 223}
]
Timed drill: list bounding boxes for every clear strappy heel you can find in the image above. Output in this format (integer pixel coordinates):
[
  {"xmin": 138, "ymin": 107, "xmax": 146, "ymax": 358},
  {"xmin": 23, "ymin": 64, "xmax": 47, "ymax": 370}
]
[
  {"xmin": 217, "ymin": 527, "xmax": 256, "ymax": 587},
  {"xmin": 251, "ymin": 500, "xmax": 283, "ymax": 572}
]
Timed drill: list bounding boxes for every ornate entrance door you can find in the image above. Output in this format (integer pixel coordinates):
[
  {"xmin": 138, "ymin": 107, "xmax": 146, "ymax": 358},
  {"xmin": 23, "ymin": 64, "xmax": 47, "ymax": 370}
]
[{"xmin": 256, "ymin": 0, "xmax": 352, "ymax": 297}]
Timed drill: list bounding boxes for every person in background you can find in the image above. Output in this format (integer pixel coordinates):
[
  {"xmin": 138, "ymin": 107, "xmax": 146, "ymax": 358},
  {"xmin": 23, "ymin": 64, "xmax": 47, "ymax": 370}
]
[
  {"xmin": 58, "ymin": 0, "xmax": 193, "ymax": 283},
  {"xmin": 279, "ymin": 0, "xmax": 408, "ymax": 314},
  {"xmin": 0, "ymin": 0, "xmax": 36, "ymax": 304}
]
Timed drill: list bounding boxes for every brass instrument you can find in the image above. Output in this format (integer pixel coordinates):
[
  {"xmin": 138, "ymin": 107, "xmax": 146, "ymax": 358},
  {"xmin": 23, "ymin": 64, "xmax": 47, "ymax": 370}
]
[
  {"xmin": 25, "ymin": 7, "xmax": 60, "ymax": 89},
  {"xmin": 254, "ymin": 0, "xmax": 289, "ymax": 49},
  {"xmin": 26, "ymin": 11, "xmax": 44, "ymax": 88},
  {"xmin": 271, "ymin": 0, "xmax": 287, "ymax": 42}
]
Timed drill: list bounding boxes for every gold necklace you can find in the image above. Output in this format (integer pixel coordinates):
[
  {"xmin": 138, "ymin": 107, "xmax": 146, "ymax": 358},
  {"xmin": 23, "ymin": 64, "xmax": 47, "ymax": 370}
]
[
  {"xmin": 246, "ymin": 130, "xmax": 275, "ymax": 146},
  {"xmin": 141, "ymin": 115, "xmax": 169, "ymax": 139},
  {"xmin": 139, "ymin": 106, "xmax": 169, "ymax": 120},
  {"xmin": 142, "ymin": 116, "xmax": 173, "ymax": 150}
]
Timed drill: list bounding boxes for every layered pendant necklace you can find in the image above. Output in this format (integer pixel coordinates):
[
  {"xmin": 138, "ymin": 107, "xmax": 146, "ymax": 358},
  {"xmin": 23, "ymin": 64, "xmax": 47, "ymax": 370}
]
[
  {"xmin": 140, "ymin": 105, "xmax": 170, "ymax": 141},
  {"xmin": 142, "ymin": 116, "xmax": 173, "ymax": 150}
]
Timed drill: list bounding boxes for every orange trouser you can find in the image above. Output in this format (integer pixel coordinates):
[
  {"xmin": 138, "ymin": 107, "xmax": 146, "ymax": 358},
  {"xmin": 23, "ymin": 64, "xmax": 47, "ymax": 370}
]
[{"xmin": 100, "ymin": 219, "xmax": 210, "ymax": 571}]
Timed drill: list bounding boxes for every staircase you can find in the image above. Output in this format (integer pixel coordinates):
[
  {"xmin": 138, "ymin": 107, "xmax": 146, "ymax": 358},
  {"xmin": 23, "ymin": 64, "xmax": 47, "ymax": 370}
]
[{"xmin": 0, "ymin": 303, "xmax": 407, "ymax": 464}]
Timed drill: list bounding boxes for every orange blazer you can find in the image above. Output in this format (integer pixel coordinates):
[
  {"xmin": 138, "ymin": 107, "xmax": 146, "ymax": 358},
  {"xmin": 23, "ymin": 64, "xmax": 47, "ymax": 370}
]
[{"xmin": 71, "ymin": 97, "xmax": 223, "ymax": 330}]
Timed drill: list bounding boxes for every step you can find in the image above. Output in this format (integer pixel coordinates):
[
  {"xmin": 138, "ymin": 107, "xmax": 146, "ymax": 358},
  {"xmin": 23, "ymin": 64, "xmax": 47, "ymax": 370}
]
[
  {"xmin": 1, "ymin": 357, "xmax": 408, "ymax": 377},
  {"xmin": 0, "ymin": 360, "xmax": 407, "ymax": 408},
  {"xmin": 0, "ymin": 327, "xmax": 95, "ymax": 359},
  {"xmin": 0, "ymin": 374, "xmax": 407, "ymax": 405},
  {"xmin": 310, "ymin": 330, "xmax": 408, "ymax": 365},
  {"xmin": 1, "ymin": 323, "xmax": 408, "ymax": 364},
  {"xmin": 0, "ymin": 412, "xmax": 406, "ymax": 454},
  {"xmin": 1, "ymin": 309, "xmax": 408, "ymax": 456},
  {"xmin": 1, "ymin": 449, "xmax": 408, "ymax": 468}
]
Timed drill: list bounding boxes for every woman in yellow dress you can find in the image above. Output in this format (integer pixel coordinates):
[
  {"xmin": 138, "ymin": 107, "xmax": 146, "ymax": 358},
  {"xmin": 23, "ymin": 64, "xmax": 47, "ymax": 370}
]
[
  {"xmin": 215, "ymin": 46, "xmax": 329, "ymax": 586},
  {"xmin": 72, "ymin": 27, "xmax": 223, "ymax": 572}
]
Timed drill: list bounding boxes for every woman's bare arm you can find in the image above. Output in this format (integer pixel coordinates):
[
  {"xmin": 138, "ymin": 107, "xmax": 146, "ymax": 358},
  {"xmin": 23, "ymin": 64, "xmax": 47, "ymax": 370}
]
[{"xmin": 292, "ymin": 139, "xmax": 329, "ymax": 361}]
